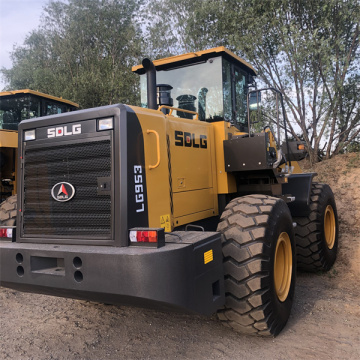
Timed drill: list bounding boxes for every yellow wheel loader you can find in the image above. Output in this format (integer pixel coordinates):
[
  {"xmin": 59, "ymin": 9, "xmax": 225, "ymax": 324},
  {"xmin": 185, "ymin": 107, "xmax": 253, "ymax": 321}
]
[
  {"xmin": 0, "ymin": 48, "xmax": 338, "ymax": 336},
  {"xmin": 0, "ymin": 90, "xmax": 78, "ymax": 232}
]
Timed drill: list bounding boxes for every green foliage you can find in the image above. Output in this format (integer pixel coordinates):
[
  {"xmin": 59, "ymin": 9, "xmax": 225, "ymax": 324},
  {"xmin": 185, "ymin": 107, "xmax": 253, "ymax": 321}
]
[
  {"xmin": 2, "ymin": 0, "xmax": 359, "ymax": 157},
  {"xmin": 144, "ymin": 0, "xmax": 360, "ymax": 163},
  {"xmin": 343, "ymin": 140, "xmax": 360, "ymax": 153},
  {"xmin": 1, "ymin": 0, "xmax": 144, "ymax": 109}
]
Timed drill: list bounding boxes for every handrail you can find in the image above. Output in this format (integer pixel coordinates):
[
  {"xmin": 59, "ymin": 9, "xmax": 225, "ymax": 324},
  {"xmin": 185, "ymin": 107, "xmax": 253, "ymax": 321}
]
[
  {"xmin": 146, "ymin": 129, "xmax": 161, "ymax": 169},
  {"xmin": 158, "ymin": 105, "xmax": 199, "ymax": 120},
  {"xmin": 247, "ymin": 87, "xmax": 291, "ymax": 167}
]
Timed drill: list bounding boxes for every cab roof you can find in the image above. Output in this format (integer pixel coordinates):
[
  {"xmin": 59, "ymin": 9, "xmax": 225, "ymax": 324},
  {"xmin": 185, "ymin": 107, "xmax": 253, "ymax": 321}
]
[
  {"xmin": 0, "ymin": 89, "xmax": 79, "ymax": 107},
  {"xmin": 132, "ymin": 46, "xmax": 257, "ymax": 76}
]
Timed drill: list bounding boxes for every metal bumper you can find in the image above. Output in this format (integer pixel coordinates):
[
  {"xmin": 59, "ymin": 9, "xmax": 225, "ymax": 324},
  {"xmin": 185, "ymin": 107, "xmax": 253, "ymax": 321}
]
[{"xmin": 0, "ymin": 232, "xmax": 224, "ymax": 315}]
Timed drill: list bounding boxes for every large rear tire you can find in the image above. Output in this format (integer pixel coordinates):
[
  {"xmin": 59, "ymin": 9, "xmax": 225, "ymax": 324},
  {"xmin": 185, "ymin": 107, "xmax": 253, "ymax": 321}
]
[
  {"xmin": 217, "ymin": 195, "xmax": 296, "ymax": 336},
  {"xmin": 0, "ymin": 194, "xmax": 17, "ymax": 226},
  {"xmin": 294, "ymin": 183, "xmax": 338, "ymax": 272}
]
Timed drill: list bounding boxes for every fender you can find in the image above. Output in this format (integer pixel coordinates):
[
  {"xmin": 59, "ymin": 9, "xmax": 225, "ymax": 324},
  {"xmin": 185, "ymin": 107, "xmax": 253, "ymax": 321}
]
[{"xmin": 282, "ymin": 173, "xmax": 317, "ymax": 217}]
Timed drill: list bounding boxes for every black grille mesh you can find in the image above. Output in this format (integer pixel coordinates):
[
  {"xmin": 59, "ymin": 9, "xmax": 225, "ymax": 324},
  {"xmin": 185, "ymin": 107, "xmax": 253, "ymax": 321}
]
[{"xmin": 23, "ymin": 138, "xmax": 112, "ymax": 238}]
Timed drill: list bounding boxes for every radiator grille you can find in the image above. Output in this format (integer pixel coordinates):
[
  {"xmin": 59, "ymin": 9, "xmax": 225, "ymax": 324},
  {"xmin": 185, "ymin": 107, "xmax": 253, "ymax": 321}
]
[{"xmin": 22, "ymin": 137, "xmax": 112, "ymax": 239}]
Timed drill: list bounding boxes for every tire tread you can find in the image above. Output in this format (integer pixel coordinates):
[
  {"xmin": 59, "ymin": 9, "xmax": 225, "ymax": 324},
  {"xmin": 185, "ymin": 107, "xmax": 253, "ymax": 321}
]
[
  {"xmin": 0, "ymin": 195, "xmax": 17, "ymax": 226},
  {"xmin": 294, "ymin": 183, "xmax": 338, "ymax": 271},
  {"xmin": 217, "ymin": 194, "xmax": 294, "ymax": 336}
]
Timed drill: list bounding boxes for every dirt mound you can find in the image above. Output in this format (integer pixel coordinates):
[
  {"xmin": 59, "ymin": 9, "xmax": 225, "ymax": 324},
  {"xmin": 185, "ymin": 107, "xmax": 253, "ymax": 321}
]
[{"xmin": 300, "ymin": 152, "xmax": 360, "ymax": 286}]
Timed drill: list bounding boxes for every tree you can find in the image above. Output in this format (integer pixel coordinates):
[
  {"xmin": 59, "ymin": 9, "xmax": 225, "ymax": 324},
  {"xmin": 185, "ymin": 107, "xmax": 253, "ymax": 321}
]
[
  {"xmin": 140, "ymin": 0, "xmax": 198, "ymax": 60},
  {"xmin": 1, "ymin": 0, "xmax": 144, "ymax": 109},
  {"xmin": 146, "ymin": 0, "xmax": 360, "ymax": 162}
]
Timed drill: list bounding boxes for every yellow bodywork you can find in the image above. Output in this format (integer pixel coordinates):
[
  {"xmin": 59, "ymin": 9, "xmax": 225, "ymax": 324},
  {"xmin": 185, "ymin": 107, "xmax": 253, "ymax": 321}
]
[
  {"xmin": 128, "ymin": 106, "xmax": 174, "ymax": 229},
  {"xmin": 131, "ymin": 103, "xmax": 305, "ymax": 232},
  {"xmin": 264, "ymin": 127, "xmax": 278, "ymax": 153},
  {"xmin": 130, "ymin": 105, "xmax": 256, "ymax": 231},
  {"xmin": 130, "ymin": 106, "xmax": 222, "ymax": 230},
  {"xmin": 213, "ymin": 122, "xmax": 238, "ymax": 194},
  {"xmin": 0, "ymin": 129, "xmax": 18, "ymax": 148},
  {"xmin": 289, "ymin": 161, "xmax": 303, "ymax": 174}
]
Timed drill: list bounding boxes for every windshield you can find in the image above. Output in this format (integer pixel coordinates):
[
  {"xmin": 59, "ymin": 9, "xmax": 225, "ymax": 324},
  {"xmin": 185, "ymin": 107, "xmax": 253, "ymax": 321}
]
[
  {"xmin": 0, "ymin": 94, "xmax": 74, "ymax": 130},
  {"xmin": 140, "ymin": 56, "xmax": 249, "ymax": 127},
  {"xmin": 0, "ymin": 95, "xmax": 35, "ymax": 130},
  {"xmin": 141, "ymin": 57, "xmax": 224, "ymax": 121}
]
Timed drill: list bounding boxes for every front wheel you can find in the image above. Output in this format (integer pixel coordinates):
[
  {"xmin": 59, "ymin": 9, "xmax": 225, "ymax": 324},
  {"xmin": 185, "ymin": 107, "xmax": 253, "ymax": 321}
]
[{"xmin": 217, "ymin": 195, "xmax": 296, "ymax": 336}]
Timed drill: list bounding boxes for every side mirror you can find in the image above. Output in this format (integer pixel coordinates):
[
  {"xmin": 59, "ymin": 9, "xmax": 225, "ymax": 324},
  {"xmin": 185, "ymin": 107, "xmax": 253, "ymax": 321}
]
[{"xmin": 249, "ymin": 91, "xmax": 261, "ymax": 110}]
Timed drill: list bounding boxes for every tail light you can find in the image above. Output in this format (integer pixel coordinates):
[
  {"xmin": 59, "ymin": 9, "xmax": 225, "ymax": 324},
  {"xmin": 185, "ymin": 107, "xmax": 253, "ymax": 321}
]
[
  {"xmin": 129, "ymin": 228, "xmax": 165, "ymax": 248},
  {"xmin": 0, "ymin": 227, "xmax": 13, "ymax": 238}
]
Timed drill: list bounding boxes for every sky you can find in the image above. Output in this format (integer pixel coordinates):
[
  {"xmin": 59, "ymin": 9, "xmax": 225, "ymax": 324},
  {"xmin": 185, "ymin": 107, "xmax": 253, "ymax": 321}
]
[{"xmin": 0, "ymin": 0, "xmax": 49, "ymax": 90}]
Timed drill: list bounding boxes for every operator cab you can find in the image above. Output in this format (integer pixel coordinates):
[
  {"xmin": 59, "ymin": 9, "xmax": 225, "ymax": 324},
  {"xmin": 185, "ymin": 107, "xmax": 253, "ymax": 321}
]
[
  {"xmin": 132, "ymin": 47, "xmax": 256, "ymax": 132},
  {"xmin": 0, "ymin": 89, "xmax": 78, "ymax": 131}
]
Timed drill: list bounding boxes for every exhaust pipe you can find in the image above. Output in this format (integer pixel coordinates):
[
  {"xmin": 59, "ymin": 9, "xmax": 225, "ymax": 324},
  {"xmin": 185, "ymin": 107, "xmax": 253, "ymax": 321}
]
[{"xmin": 142, "ymin": 58, "xmax": 157, "ymax": 110}]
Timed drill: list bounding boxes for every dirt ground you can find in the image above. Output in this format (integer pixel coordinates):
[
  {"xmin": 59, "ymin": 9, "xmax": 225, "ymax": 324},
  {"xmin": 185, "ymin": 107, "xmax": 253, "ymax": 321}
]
[{"xmin": 1, "ymin": 153, "xmax": 359, "ymax": 360}]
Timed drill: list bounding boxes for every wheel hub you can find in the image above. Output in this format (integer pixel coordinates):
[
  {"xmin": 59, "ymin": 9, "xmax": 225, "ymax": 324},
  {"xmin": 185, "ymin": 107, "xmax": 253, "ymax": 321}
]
[
  {"xmin": 274, "ymin": 232, "xmax": 292, "ymax": 302},
  {"xmin": 324, "ymin": 205, "xmax": 336, "ymax": 249}
]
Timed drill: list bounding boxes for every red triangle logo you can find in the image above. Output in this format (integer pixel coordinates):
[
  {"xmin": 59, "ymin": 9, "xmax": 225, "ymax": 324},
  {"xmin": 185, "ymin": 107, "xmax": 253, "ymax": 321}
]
[{"xmin": 58, "ymin": 184, "xmax": 68, "ymax": 196}]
